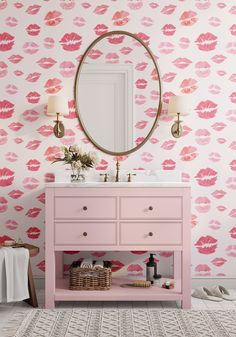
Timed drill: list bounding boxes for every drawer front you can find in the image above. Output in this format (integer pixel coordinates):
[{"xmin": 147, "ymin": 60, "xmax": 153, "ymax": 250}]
[
  {"xmin": 55, "ymin": 222, "xmax": 117, "ymax": 245},
  {"xmin": 120, "ymin": 197, "xmax": 182, "ymax": 220},
  {"xmin": 120, "ymin": 222, "xmax": 182, "ymax": 245},
  {"xmin": 55, "ymin": 197, "xmax": 116, "ymax": 219}
]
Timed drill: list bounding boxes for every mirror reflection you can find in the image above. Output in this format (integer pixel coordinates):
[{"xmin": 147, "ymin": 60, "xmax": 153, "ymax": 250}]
[{"xmin": 75, "ymin": 31, "xmax": 162, "ymax": 155}]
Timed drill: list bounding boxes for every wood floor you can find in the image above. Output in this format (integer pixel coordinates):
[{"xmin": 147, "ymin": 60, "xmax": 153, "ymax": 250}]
[{"xmin": 1, "ymin": 289, "xmax": 236, "ymax": 334}]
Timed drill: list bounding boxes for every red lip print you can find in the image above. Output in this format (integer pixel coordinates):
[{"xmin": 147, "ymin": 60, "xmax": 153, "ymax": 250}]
[
  {"xmin": 0, "ymin": 61, "xmax": 7, "ymax": 78},
  {"xmin": 194, "ymin": 264, "xmax": 211, "ymax": 276},
  {"xmin": 180, "ymin": 78, "xmax": 198, "ymax": 94},
  {"xmin": 191, "ymin": 214, "xmax": 198, "ymax": 228},
  {"xmin": 94, "ymin": 24, "xmax": 108, "ymax": 36},
  {"xmin": 96, "ymin": 159, "xmax": 108, "ymax": 171},
  {"xmin": 211, "ymin": 258, "xmax": 226, "ymax": 267},
  {"xmin": 162, "ymin": 159, "xmax": 176, "ymax": 170},
  {"xmin": 88, "ymin": 49, "xmax": 103, "ymax": 60},
  {"xmin": 159, "ymin": 251, "xmax": 173, "ymax": 257},
  {"xmin": 0, "ymin": 32, "xmax": 14, "ymax": 51},
  {"xmin": 60, "ymin": 33, "xmax": 82, "ymax": 51},
  {"xmin": 229, "ymin": 160, "xmax": 236, "ymax": 171},
  {"xmin": 37, "ymin": 260, "xmax": 45, "ymax": 272},
  {"xmin": 37, "ymin": 57, "xmax": 56, "ymax": 69},
  {"xmin": 127, "ymin": 264, "xmax": 143, "ymax": 276},
  {"xmin": 73, "ymin": 17, "xmax": 86, "ymax": 27},
  {"xmin": 195, "ymin": 32, "xmax": 217, "ymax": 51},
  {"xmin": 26, "ymin": 159, "xmax": 40, "ymax": 171},
  {"xmin": 91, "ymin": 252, "xmax": 106, "ymax": 258},
  {"xmin": 195, "ymin": 100, "xmax": 217, "ymax": 119},
  {"xmin": 111, "ymin": 260, "xmax": 125, "ymax": 273},
  {"xmin": 180, "ymin": 11, "xmax": 198, "ymax": 26},
  {"xmin": 173, "ymin": 57, "xmax": 192, "ymax": 69},
  {"xmin": 162, "ymin": 24, "xmax": 176, "ymax": 36},
  {"xmin": 60, "ymin": 61, "xmax": 75, "ymax": 78},
  {"xmin": 230, "ymin": 92, "xmax": 236, "ymax": 104},
  {"xmin": 26, "ymin": 208, "xmax": 41, "ymax": 218},
  {"xmin": 5, "ymin": 220, "xmax": 18, "ymax": 230},
  {"xmin": 161, "ymin": 5, "xmax": 176, "ymax": 15},
  {"xmin": 26, "ymin": 24, "xmax": 40, "ymax": 36},
  {"xmin": 94, "ymin": 4, "xmax": 109, "ymax": 15},
  {"xmin": 0, "ymin": 197, "xmax": 8, "ymax": 213},
  {"xmin": 14, "ymin": 138, "xmax": 23, "ymax": 144},
  {"xmin": 135, "ymin": 79, "xmax": 147, "ymax": 89},
  {"xmin": 180, "ymin": 146, "xmax": 197, "ymax": 161},
  {"xmin": 161, "ymin": 140, "xmax": 176, "ymax": 150},
  {"xmin": 195, "ymin": 196, "xmax": 211, "ymax": 213},
  {"xmin": 211, "ymin": 55, "xmax": 226, "ymax": 64},
  {"xmin": 44, "ymin": 78, "xmax": 62, "ymax": 94},
  {"xmin": 44, "ymin": 11, "xmax": 62, "ymax": 26},
  {"xmin": 26, "ymin": 5, "xmax": 41, "ymax": 15},
  {"xmin": 23, "ymin": 109, "xmax": 39, "ymax": 122},
  {"xmin": 0, "ymin": 129, "xmax": 8, "ymax": 145},
  {"xmin": 26, "ymin": 227, "xmax": 40, "ymax": 239},
  {"xmin": 8, "ymin": 54, "xmax": 23, "ymax": 64},
  {"xmin": 37, "ymin": 125, "xmax": 53, "ymax": 137},
  {"xmin": 25, "ymin": 72, "xmax": 41, "ymax": 83},
  {"xmin": 112, "ymin": 11, "xmax": 129, "ymax": 26},
  {"xmin": 25, "ymin": 140, "xmax": 41, "ymax": 150},
  {"xmin": 5, "ymin": 152, "xmax": 18, "ymax": 162},
  {"xmin": 8, "ymin": 189, "xmax": 23, "ymax": 199},
  {"xmin": 229, "ymin": 227, "xmax": 236, "ymax": 239},
  {"xmin": 135, "ymin": 120, "xmax": 148, "ymax": 129},
  {"xmin": 8, "ymin": 122, "xmax": 23, "ymax": 131},
  {"xmin": 23, "ymin": 177, "xmax": 39, "ymax": 190},
  {"xmin": 195, "ymin": 168, "xmax": 217, "ymax": 186},
  {"xmin": 0, "ymin": 100, "xmax": 14, "ymax": 119},
  {"xmin": 211, "ymin": 190, "xmax": 226, "ymax": 199},
  {"xmin": 230, "ymin": 24, "xmax": 236, "ymax": 36},
  {"xmin": 44, "ymin": 173, "xmax": 55, "ymax": 183},
  {"xmin": 14, "ymin": 70, "xmax": 23, "ymax": 76},
  {"xmin": 26, "ymin": 91, "xmax": 40, "ymax": 104},
  {"xmin": 15, "ymin": 205, "xmax": 24, "ymax": 212},
  {"xmin": 37, "ymin": 192, "xmax": 45, "ymax": 204},
  {"xmin": 195, "ymin": 235, "xmax": 217, "ymax": 254},
  {"xmin": 0, "ymin": 235, "xmax": 14, "ymax": 244},
  {"xmin": 130, "ymin": 251, "xmax": 147, "ymax": 255},
  {"xmin": 0, "ymin": 168, "xmax": 14, "ymax": 186},
  {"xmin": 44, "ymin": 146, "xmax": 61, "ymax": 161}
]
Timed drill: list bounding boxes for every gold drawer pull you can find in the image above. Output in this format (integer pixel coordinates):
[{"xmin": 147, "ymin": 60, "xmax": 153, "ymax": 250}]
[
  {"xmin": 83, "ymin": 232, "xmax": 88, "ymax": 237},
  {"xmin": 83, "ymin": 206, "xmax": 87, "ymax": 211},
  {"xmin": 148, "ymin": 206, "xmax": 153, "ymax": 211},
  {"xmin": 148, "ymin": 232, "xmax": 154, "ymax": 237}
]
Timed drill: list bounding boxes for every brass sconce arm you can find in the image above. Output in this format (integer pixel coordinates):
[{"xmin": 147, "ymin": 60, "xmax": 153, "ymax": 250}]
[
  {"xmin": 171, "ymin": 112, "xmax": 183, "ymax": 138},
  {"xmin": 53, "ymin": 113, "xmax": 65, "ymax": 138}
]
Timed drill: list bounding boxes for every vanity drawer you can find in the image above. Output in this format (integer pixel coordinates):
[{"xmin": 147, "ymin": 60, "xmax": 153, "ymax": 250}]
[
  {"xmin": 120, "ymin": 222, "xmax": 182, "ymax": 245},
  {"xmin": 55, "ymin": 197, "xmax": 116, "ymax": 219},
  {"xmin": 55, "ymin": 222, "xmax": 117, "ymax": 245},
  {"xmin": 120, "ymin": 197, "xmax": 182, "ymax": 220}
]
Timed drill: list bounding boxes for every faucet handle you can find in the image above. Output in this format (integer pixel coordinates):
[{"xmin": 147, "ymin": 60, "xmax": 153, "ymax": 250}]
[
  {"xmin": 127, "ymin": 173, "xmax": 136, "ymax": 182},
  {"xmin": 100, "ymin": 173, "xmax": 109, "ymax": 182}
]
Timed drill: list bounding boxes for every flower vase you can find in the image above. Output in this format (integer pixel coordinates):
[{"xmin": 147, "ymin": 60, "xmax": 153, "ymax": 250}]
[{"xmin": 70, "ymin": 169, "xmax": 85, "ymax": 182}]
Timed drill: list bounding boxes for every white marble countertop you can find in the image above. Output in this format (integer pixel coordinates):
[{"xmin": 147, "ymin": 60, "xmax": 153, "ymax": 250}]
[{"xmin": 45, "ymin": 181, "xmax": 191, "ymax": 188}]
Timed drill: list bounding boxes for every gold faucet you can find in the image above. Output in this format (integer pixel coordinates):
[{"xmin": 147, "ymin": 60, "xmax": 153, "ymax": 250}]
[
  {"xmin": 100, "ymin": 173, "xmax": 109, "ymax": 182},
  {"xmin": 115, "ymin": 160, "xmax": 120, "ymax": 182},
  {"xmin": 127, "ymin": 173, "xmax": 136, "ymax": 182}
]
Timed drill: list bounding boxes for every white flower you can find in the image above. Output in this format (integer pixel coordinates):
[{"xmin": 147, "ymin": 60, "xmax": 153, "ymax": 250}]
[
  {"xmin": 73, "ymin": 161, "xmax": 82, "ymax": 170},
  {"xmin": 70, "ymin": 145, "xmax": 82, "ymax": 154},
  {"xmin": 88, "ymin": 151, "xmax": 99, "ymax": 165}
]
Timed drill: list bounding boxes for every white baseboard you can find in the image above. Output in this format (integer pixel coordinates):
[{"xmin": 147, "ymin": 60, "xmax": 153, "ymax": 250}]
[{"xmin": 34, "ymin": 277, "xmax": 236, "ymax": 290}]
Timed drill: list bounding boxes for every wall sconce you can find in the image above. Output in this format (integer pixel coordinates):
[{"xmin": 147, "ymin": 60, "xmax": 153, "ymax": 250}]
[
  {"xmin": 168, "ymin": 96, "xmax": 189, "ymax": 138},
  {"xmin": 47, "ymin": 95, "xmax": 68, "ymax": 138}
]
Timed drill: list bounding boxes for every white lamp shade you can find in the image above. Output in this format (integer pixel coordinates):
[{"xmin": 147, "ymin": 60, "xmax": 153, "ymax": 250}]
[
  {"xmin": 168, "ymin": 96, "xmax": 189, "ymax": 116},
  {"xmin": 47, "ymin": 95, "xmax": 68, "ymax": 116}
]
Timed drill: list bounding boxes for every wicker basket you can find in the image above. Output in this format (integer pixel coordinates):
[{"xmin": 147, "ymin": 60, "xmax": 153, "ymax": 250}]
[{"xmin": 69, "ymin": 267, "xmax": 112, "ymax": 290}]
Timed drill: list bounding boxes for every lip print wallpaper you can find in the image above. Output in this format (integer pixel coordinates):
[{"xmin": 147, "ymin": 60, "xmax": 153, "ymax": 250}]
[{"xmin": 0, "ymin": 0, "xmax": 236, "ymax": 279}]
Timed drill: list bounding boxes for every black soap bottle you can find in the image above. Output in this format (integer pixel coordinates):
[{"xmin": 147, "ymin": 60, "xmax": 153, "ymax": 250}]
[{"xmin": 146, "ymin": 253, "xmax": 157, "ymax": 284}]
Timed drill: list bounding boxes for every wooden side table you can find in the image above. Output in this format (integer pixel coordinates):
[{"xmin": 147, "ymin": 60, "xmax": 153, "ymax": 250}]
[{"xmin": 12, "ymin": 243, "xmax": 39, "ymax": 308}]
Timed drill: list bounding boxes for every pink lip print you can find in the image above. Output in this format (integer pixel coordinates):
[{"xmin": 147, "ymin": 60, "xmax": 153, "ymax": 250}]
[
  {"xmin": 26, "ymin": 159, "xmax": 40, "ymax": 171},
  {"xmin": 44, "ymin": 78, "xmax": 62, "ymax": 94},
  {"xmin": 158, "ymin": 42, "xmax": 174, "ymax": 54},
  {"xmin": 135, "ymin": 120, "xmax": 148, "ymax": 129},
  {"xmin": 127, "ymin": 264, "xmax": 143, "ymax": 276},
  {"xmin": 23, "ymin": 42, "xmax": 39, "ymax": 54},
  {"xmin": 195, "ymin": 129, "xmax": 211, "ymax": 145},
  {"xmin": 195, "ymin": 0, "xmax": 211, "ymax": 10},
  {"xmin": 180, "ymin": 146, "xmax": 197, "ymax": 161},
  {"xmin": 0, "ymin": 197, "xmax": 8, "ymax": 213},
  {"xmin": 209, "ymin": 219, "xmax": 221, "ymax": 230},
  {"xmin": 88, "ymin": 49, "xmax": 103, "ymax": 60},
  {"xmin": 96, "ymin": 159, "xmax": 108, "ymax": 171},
  {"xmin": 180, "ymin": 11, "xmax": 198, "ymax": 26},
  {"xmin": 60, "ymin": 129, "xmax": 75, "ymax": 146},
  {"xmin": 195, "ymin": 61, "xmax": 210, "ymax": 77},
  {"xmin": 211, "ymin": 54, "xmax": 226, "ymax": 64},
  {"xmin": 37, "ymin": 57, "xmax": 56, "ymax": 69},
  {"xmin": 108, "ymin": 35, "xmax": 125, "ymax": 44},
  {"xmin": 26, "ymin": 24, "xmax": 40, "ymax": 36},
  {"xmin": 0, "ymin": 100, "xmax": 14, "ymax": 119},
  {"xmin": 5, "ymin": 220, "xmax": 18, "ymax": 230},
  {"xmin": 208, "ymin": 152, "xmax": 221, "ymax": 162},
  {"xmin": 226, "ymin": 245, "xmax": 236, "ymax": 257},
  {"xmin": 195, "ymin": 100, "xmax": 217, "ymax": 119},
  {"xmin": 26, "ymin": 4, "xmax": 41, "ymax": 15},
  {"xmin": 229, "ymin": 160, "xmax": 236, "ymax": 171},
  {"xmin": 5, "ymin": 152, "xmax": 18, "ymax": 162},
  {"xmin": 37, "ymin": 125, "xmax": 53, "ymax": 137},
  {"xmin": 179, "ymin": 37, "xmax": 190, "ymax": 49},
  {"xmin": 8, "ymin": 54, "xmax": 23, "ymax": 64},
  {"xmin": 161, "ymin": 140, "xmax": 176, "ymax": 150},
  {"xmin": 195, "ymin": 32, "xmax": 217, "ymax": 51},
  {"xmin": 0, "ymin": 0, "xmax": 7, "ymax": 10},
  {"xmin": 217, "ymin": 205, "xmax": 226, "ymax": 212},
  {"xmin": 23, "ymin": 177, "xmax": 39, "ymax": 190},
  {"xmin": 14, "ymin": 70, "xmax": 23, "ymax": 76},
  {"xmin": 64, "ymin": 100, "xmax": 75, "ymax": 119},
  {"xmin": 209, "ymin": 17, "xmax": 221, "ymax": 27},
  {"xmin": 226, "ymin": 42, "xmax": 236, "ymax": 54},
  {"xmin": 194, "ymin": 264, "xmax": 211, "ymax": 276},
  {"xmin": 161, "ymin": 5, "xmax": 176, "ymax": 15},
  {"xmin": 44, "ymin": 11, "xmax": 62, "ymax": 26},
  {"xmin": 135, "ymin": 94, "xmax": 146, "ymax": 105},
  {"xmin": 8, "ymin": 190, "xmax": 23, "ymax": 199},
  {"xmin": 162, "ymin": 24, "xmax": 176, "ymax": 36},
  {"xmin": 211, "ymin": 190, "xmax": 226, "ymax": 199},
  {"xmin": 14, "ymin": 138, "xmax": 23, "ymax": 144},
  {"xmin": 141, "ymin": 16, "xmax": 153, "ymax": 27},
  {"xmin": 191, "ymin": 214, "xmax": 198, "ymax": 228},
  {"xmin": 26, "ymin": 72, "xmax": 41, "ymax": 83},
  {"xmin": 60, "ymin": 0, "xmax": 75, "ymax": 10},
  {"xmin": 162, "ymin": 159, "xmax": 176, "ymax": 170},
  {"xmin": 26, "ymin": 140, "xmax": 41, "ymax": 150},
  {"xmin": 94, "ymin": 4, "xmax": 109, "ymax": 15},
  {"xmin": 135, "ymin": 79, "xmax": 147, "ymax": 89},
  {"xmin": 226, "ymin": 177, "xmax": 236, "ymax": 190},
  {"xmin": 159, "ymin": 251, "xmax": 173, "ymax": 257},
  {"xmin": 226, "ymin": 110, "xmax": 236, "ymax": 122},
  {"xmin": 145, "ymin": 108, "xmax": 157, "ymax": 118},
  {"xmin": 128, "ymin": 0, "xmax": 143, "ymax": 10},
  {"xmin": 195, "ymin": 168, "xmax": 217, "ymax": 186},
  {"xmin": 0, "ymin": 129, "xmax": 8, "ymax": 145},
  {"xmin": 141, "ymin": 152, "xmax": 153, "ymax": 162},
  {"xmin": 94, "ymin": 24, "xmax": 108, "ymax": 36},
  {"xmin": 211, "ymin": 258, "xmax": 226, "ymax": 267},
  {"xmin": 208, "ymin": 84, "xmax": 221, "ymax": 95},
  {"xmin": 91, "ymin": 252, "xmax": 106, "ymax": 258},
  {"xmin": 26, "ymin": 91, "xmax": 40, "ymax": 104},
  {"xmin": 44, "ymin": 37, "xmax": 55, "ymax": 49},
  {"xmin": 0, "ymin": 32, "xmax": 14, "ymax": 51},
  {"xmin": 229, "ymin": 141, "xmax": 236, "ymax": 150},
  {"xmin": 230, "ymin": 92, "xmax": 236, "ymax": 104},
  {"xmin": 27, "ymin": 227, "xmax": 40, "ymax": 239},
  {"xmin": 195, "ymin": 196, "xmax": 211, "ymax": 213},
  {"xmin": 14, "ymin": 205, "xmax": 23, "ymax": 212},
  {"xmin": 230, "ymin": 24, "xmax": 236, "ymax": 36},
  {"xmin": 173, "ymin": 57, "xmax": 192, "ymax": 69},
  {"xmin": 180, "ymin": 78, "xmax": 198, "ymax": 94},
  {"xmin": 0, "ymin": 167, "xmax": 14, "ymax": 186},
  {"xmin": 0, "ymin": 235, "xmax": 14, "ymax": 244},
  {"xmin": 6, "ymin": 84, "xmax": 18, "ymax": 95},
  {"xmin": 8, "ymin": 122, "xmax": 23, "ymax": 131},
  {"xmin": 60, "ymin": 33, "xmax": 82, "ymax": 51},
  {"xmin": 23, "ymin": 109, "xmax": 39, "ymax": 122},
  {"xmin": 26, "ymin": 208, "xmax": 41, "ymax": 218},
  {"xmin": 37, "ymin": 192, "xmax": 45, "ymax": 204},
  {"xmin": 162, "ymin": 72, "xmax": 176, "ymax": 82},
  {"xmin": 195, "ymin": 236, "xmax": 218, "ymax": 254},
  {"xmin": 229, "ymin": 227, "xmax": 236, "ymax": 239},
  {"xmin": 37, "ymin": 260, "xmax": 45, "ymax": 272},
  {"xmin": 73, "ymin": 17, "xmax": 86, "ymax": 27},
  {"xmin": 44, "ymin": 146, "xmax": 62, "ymax": 161},
  {"xmin": 112, "ymin": 11, "xmax": 129, "ymax": 26},
  {"xmin": 105, "ymin": 52, "xmax": 119, "ymax": 64}
]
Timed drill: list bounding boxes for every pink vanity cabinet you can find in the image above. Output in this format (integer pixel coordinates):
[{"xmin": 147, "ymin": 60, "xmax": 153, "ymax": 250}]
[{"xmin": 45, "ymin": 183, "xmax": 191, "ymax": 309}]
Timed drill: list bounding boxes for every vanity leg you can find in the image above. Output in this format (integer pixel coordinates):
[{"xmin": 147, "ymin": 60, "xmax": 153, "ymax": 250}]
[
  {"xmin": 181, "ymin": 251, "xmax": 191, "ymax": 309},
  {"xmin": 56, "ymin": 251, "xmax": 64, "ymax": 279},
  {"xmin": 45, "ymin": 251, "xmax": 55, "ymax": 309},
  {"xmin": 173, "ymin": 251, "xmax": 181, "ymax": 280}
]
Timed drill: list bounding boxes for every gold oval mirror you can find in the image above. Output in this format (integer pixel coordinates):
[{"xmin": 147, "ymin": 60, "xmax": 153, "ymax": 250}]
[{"xmin": 74, "ymin": 30, "xmax": 162, "ymax": 156}]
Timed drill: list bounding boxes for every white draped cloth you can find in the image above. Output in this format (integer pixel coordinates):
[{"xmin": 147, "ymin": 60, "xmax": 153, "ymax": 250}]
[{"xmin": 0, "ymin": 247, "xmax": 29, "ymax": 302}]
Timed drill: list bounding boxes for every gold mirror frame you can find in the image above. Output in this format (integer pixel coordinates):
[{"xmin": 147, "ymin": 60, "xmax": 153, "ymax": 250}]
[{"xmin": 74, "ymin": 30, "xmax": 162, "ymax": 156}]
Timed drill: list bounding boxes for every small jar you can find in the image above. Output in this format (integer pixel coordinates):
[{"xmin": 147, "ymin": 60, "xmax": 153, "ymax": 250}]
[{"xmin": 153, "ymin": 274, "xmax": 162, "ymax": 286}]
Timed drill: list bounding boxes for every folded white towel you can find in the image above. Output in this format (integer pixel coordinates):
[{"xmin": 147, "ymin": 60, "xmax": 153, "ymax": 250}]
[
  {"xmin": 0, "ymin": 249, "xmax": 7, "ymax": 302},
  {"xmin": 80, "ymin": 258, "xmax": 93, "ymax": 268},
  {"xmin": 0, "ymin": 247, "xmax": 29, "ymax": 302},
  {"xmin": 93, "ymin": 260, "xmax": 104, "ymax": 268}
]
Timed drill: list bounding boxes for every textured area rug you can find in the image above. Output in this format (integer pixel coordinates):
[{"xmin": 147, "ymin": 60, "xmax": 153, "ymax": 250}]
[{"xmin": 2, "ymin": 309, "xmax": 236, "ymax": 337}]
